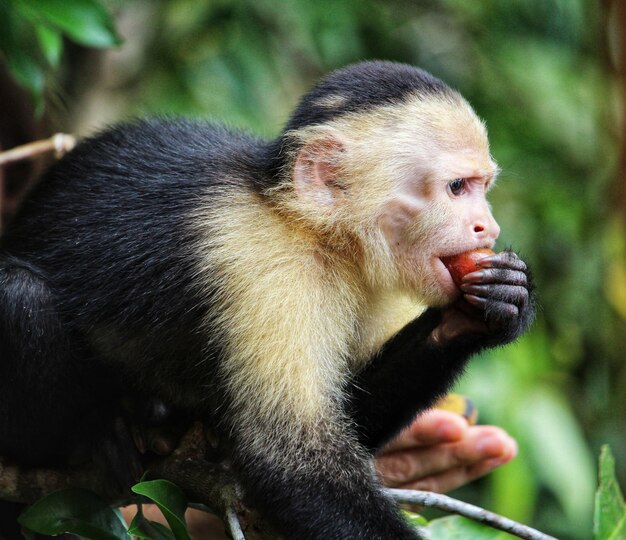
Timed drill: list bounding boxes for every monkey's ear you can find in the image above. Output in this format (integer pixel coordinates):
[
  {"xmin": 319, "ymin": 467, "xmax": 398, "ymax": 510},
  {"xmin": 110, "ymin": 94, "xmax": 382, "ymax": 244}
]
[{"xmin": 293, "ymin": 137, "xmax": 346, "ymax": 207}]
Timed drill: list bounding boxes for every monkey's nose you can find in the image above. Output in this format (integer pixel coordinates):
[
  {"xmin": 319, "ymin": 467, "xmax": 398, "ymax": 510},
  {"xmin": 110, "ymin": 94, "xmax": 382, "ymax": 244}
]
[{"xmin": 472, "ymin": 217, "xmax": 500, "ymax": 243}]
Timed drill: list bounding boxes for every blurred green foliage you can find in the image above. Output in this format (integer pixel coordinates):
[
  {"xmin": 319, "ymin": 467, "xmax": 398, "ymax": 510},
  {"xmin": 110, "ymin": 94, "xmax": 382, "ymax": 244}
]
[
  {"xmin": 3, "ymin": 1, "xmax": 625, "ymax": 539},
  {"xmin": 0, "ymin": 0, "xmax": 120, "ymax": 111}
]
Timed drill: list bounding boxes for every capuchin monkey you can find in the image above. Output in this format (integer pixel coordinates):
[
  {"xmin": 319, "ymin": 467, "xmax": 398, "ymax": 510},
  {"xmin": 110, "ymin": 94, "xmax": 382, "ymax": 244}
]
[{"xmin": 0, "ymin": 61, "xmax": 534, "ymax": 539}]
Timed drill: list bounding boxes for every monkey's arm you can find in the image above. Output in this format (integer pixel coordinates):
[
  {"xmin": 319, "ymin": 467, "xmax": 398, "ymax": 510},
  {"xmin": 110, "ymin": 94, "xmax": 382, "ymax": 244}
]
[
  {"xmin": 348, "ymin": 251, "xmax": 534, "ymax": 451},
  {"xmin": 230, "ymin": 426, "xmax": 418, "ymax": 539}
]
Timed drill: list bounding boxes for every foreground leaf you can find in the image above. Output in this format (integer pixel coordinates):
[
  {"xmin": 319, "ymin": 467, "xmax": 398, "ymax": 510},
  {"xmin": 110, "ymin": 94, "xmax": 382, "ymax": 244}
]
[
  {"xmin": 403, "ymin": 510, "xmax": 428, "ymax": 528},
  {"xmin": 518, "ymin": 388, "xmax": 595, "ymax": 528},
  {"xmin": 35, "ymin": 24, "xmax": 63, "ymax": 67},
  {"xmin": 128, "ymin": 507, "xmax": 176, "ymax": 540},
  {"xmin": 427, "ymin": 515, "xmax": 517, "ymax": 539},
  {"xmin": 18, "ymin": 488, "xmax": 130, "ymax": 540},
  {"xmin": 594, "ymin": 445, "xmax": 626, "ymax": 540},
  {"xmin": 17, "ymin": 0, "xmax": 121, "ymax": 48},
  {"xmin": 132, "ymin": 480, "xmax": 191, "ymax": 540}
]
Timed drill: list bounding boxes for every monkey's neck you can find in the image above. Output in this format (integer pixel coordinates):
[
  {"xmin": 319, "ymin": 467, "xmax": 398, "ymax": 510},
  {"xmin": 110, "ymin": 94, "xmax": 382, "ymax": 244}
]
[
  {"xmin": 193, "ymin": 186, "xmax": 423, "ymax": 426},
  {"xmin": 192, "ymin": 188, "xmax": 362, "ymax": 421},
  {"xmin": 195, "ymin": 185, "xmax": 365, "ymax": 336}
]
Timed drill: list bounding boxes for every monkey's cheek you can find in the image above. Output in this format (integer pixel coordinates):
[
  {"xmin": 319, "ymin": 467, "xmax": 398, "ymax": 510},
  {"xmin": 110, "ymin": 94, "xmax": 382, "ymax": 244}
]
[{"xmin": 433, "ymin": 257, "xmax": 460, "ymax": 300}]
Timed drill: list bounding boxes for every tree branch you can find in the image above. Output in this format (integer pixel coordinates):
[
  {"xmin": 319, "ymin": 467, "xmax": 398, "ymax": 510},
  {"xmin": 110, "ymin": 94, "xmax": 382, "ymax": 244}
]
[
  {"xmin": 0, "ymin": 134, "xmax": 76, "ymax": 167},
  {"xmin": 0, "ymin": 439, "xmax": 558, "ymax": 540},
  {"xmin": 0, "ymin": 423, "xmax": 275, "ymax": 539},
  {"xmin": 388, "ymin": 488, "xmax": 557, "ymax": 540}
]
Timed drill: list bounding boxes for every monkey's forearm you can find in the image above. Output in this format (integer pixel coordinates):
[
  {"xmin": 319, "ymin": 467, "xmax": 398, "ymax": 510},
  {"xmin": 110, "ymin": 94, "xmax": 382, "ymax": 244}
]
[
  {"xmin": 231, "ymin": 433, "xmax": 419, "ymax": 539},
  {"xmin": 347, "ymin": 308, "xmax": 479, "ymax": 451},
  {"xmin": 349, "ymin": 253, "xmax": 534, "ymax": 451}
]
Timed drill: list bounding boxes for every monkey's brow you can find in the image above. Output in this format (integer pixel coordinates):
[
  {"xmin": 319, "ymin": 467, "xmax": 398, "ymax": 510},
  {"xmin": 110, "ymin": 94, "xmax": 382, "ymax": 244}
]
[
  {"xmin": 478, "ymin": 162, "xmax": 500, "ymax": 184},
  {"xmin": 484, "ymin": 171, "xmax": 499, "ymax": 190}
]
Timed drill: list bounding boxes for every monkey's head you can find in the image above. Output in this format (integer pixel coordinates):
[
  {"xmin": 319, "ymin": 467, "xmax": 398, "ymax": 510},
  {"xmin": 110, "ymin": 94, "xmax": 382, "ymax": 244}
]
[{"xmin": 272, "ymin": 61, "xmax": 500, "ymax": 307}]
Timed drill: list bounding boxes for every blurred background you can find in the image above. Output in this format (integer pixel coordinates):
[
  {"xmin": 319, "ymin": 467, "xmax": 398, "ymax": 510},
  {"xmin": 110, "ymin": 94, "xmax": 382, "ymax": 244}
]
[{"xmin": 0, "ymin": 1, "xmax": 624, "ymax": 539}]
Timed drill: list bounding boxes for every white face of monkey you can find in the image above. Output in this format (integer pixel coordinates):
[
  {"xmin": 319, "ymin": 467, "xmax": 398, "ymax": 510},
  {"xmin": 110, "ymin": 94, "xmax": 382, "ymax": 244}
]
[
  {"xmin": 377, "ymin": 148, "xmax": 500, "ymax": 306},
  {"xmin": 290, "ymin": 92, "xmax": 500, "ymax": 307}
]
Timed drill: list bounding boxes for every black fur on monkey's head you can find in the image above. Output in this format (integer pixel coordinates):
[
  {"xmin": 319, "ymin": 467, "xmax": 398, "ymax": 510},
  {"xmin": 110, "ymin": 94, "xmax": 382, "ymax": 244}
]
[
  {"xmin": 264, "ymin": 61, "xmax": 458, "ymax": 184},
  {"xmin": 285, "ymin": 60, "xmax": 454, "ymax": 131}
]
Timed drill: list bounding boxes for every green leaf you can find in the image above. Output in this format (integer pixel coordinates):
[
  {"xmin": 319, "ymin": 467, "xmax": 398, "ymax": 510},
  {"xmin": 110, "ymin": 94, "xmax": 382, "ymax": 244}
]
[
  {"xmin": 35, "ymin": 24, "xmax": 63, "ymax": 67},
  {"xmin": 594, "ymin": 445, "xmax": 626, "ymax": 540},
  {"xmin": 17, "ymin": 0, "xmax": 122, "ymax": 48},
  {"xmin": 517, "ymin": 388, "xmax": 595, "ymax": 529},
  {"xmin": 0, "ymin": 2, "xmax": 45, "ymax": 109},
  {"xmin": 426, "ymin": 515, "xmax": 517, "ymax": 539},
  {"xmin": 131, "ymin": 480, "xmax": 191, "ymax": 540},
  {"xmin": 402, "ymin": 510, "xmax": 428, "ymax": 527},
  {"xmin": 128, "ymin": 511, "xmax": 176, "ymax": 540},
  {"xmin": 18, "ymin": 488, "xmax": 130, "ymax": 540},
  {"xmin": 4, "ymin": 49, "xmax": 45, "ymax": 97},
  {"xmin": 0, "ymin": 1, "xmax": 15, "ymax": 52},
  {"xmin": 20, "ymin": 528, "xmax": 37, "ymax": 540}
]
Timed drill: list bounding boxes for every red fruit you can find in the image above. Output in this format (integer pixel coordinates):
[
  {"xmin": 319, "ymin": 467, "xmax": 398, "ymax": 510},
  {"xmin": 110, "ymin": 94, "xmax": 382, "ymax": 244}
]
[{"xmin": 441, "ymin": 248, "xmax": 495, "ymax": 287}]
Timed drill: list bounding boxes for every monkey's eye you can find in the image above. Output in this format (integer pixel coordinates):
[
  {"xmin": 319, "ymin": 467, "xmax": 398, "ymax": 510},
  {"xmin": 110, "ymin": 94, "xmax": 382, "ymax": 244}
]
[{"xmin": 448, "ymin": 178, "xmax": 466, "ymax": 196}]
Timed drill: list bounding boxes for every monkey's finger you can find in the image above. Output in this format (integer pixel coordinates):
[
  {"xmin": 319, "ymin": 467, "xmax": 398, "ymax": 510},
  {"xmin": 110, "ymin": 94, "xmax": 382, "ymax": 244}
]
[
  {"xmin": 464, "ymin": 295, "xmax": 521, "ymax": 320},
  {"xmin": 463, "ymin": 294, "xmax": 487, "ymax": 309},
  {"xmin": 463, "ymin": 294, "xmax": 519, "ymax": 312},
  {"xmin": 485, "ymin": 301, "xmax": 522, "ymax": 327},
  {"xmin": 477, "ymin": 251, "xmax": 527, "ymax": 272},
  {"xmin": 94, "ymin": 417, "xmax": 144, "ymax": 491},
  {"xmin": 462, "ymin": 269, "xmax": 527, "ymax": 286},
  {"xmin": 460, "ymin": 284, "xmax": 529, "ymax": 305}
]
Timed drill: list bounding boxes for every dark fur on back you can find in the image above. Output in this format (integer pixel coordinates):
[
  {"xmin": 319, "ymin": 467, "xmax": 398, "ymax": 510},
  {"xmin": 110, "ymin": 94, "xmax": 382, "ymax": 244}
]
[{"xmin": 0, "ymin": 119, "xmax": 267, "ymax": 451}]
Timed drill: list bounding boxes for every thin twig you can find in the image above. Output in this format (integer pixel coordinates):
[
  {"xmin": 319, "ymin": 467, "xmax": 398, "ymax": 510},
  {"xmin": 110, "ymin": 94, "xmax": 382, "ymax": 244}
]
[
  {"xmin": 0, "ymin": 133, "xmax": 76, "ymax": 167},
  {"xmin": 225, "ymin": 504, "xmax": 246, "ymax": 540},
  {"xmin": 387, "ymin": 488, "xmax": 557, "ymax": 540}
]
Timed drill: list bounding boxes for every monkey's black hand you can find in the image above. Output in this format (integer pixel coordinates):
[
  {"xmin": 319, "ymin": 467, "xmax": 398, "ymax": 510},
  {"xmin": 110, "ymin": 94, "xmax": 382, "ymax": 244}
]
[
  {"xmin": 458, "ymin": 250, "xmax": 534, "ymax": 345},
  {"xmin": 431, "ymin": 250, "xmax": 534, "ymax": 347},
  {"xmin": 80, "ymin": 398, "xmax": 189, "ymax": 493},
  {"xmin": 129, "ymin": 397, "xmax": 190, "ymax": 457},
  {"xmin": 91, "ymin": 416, "xmax": 144, "ymax": 492}
]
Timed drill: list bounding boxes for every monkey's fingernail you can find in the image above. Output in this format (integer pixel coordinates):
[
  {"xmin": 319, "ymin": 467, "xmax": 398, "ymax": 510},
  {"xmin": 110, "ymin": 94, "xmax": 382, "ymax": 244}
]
[
  {"xmin": 476, "ymin": 257, "xmax": 496, "ymax": 268},
  {"xmin": 151, "ymin": 438, "xmax": 174, "ymax": 456},
  {"xmin": 464, "ymin": 294, "xmax": 487, "ymax": 307},
  {"xmin": 462, "ymin": 271, "xmax": 485, "ymax": 283},
  {"xmin": 460, "ymin": 283, "xmax": 484, "ymax": 294}
]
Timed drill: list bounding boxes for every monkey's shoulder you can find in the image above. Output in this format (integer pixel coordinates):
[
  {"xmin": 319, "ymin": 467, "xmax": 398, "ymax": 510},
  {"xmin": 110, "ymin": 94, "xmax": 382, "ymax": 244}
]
[
  {"xmin": 10, "ymin": 119, "xmax": 268, "ymax": 226},
  {"xmin": 3, "ymin": 119, "xmax": 264, "ymax": 253},
  {"xmin": 54, "ymin": 119, "xmax": 265, "ymax": 183}
]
